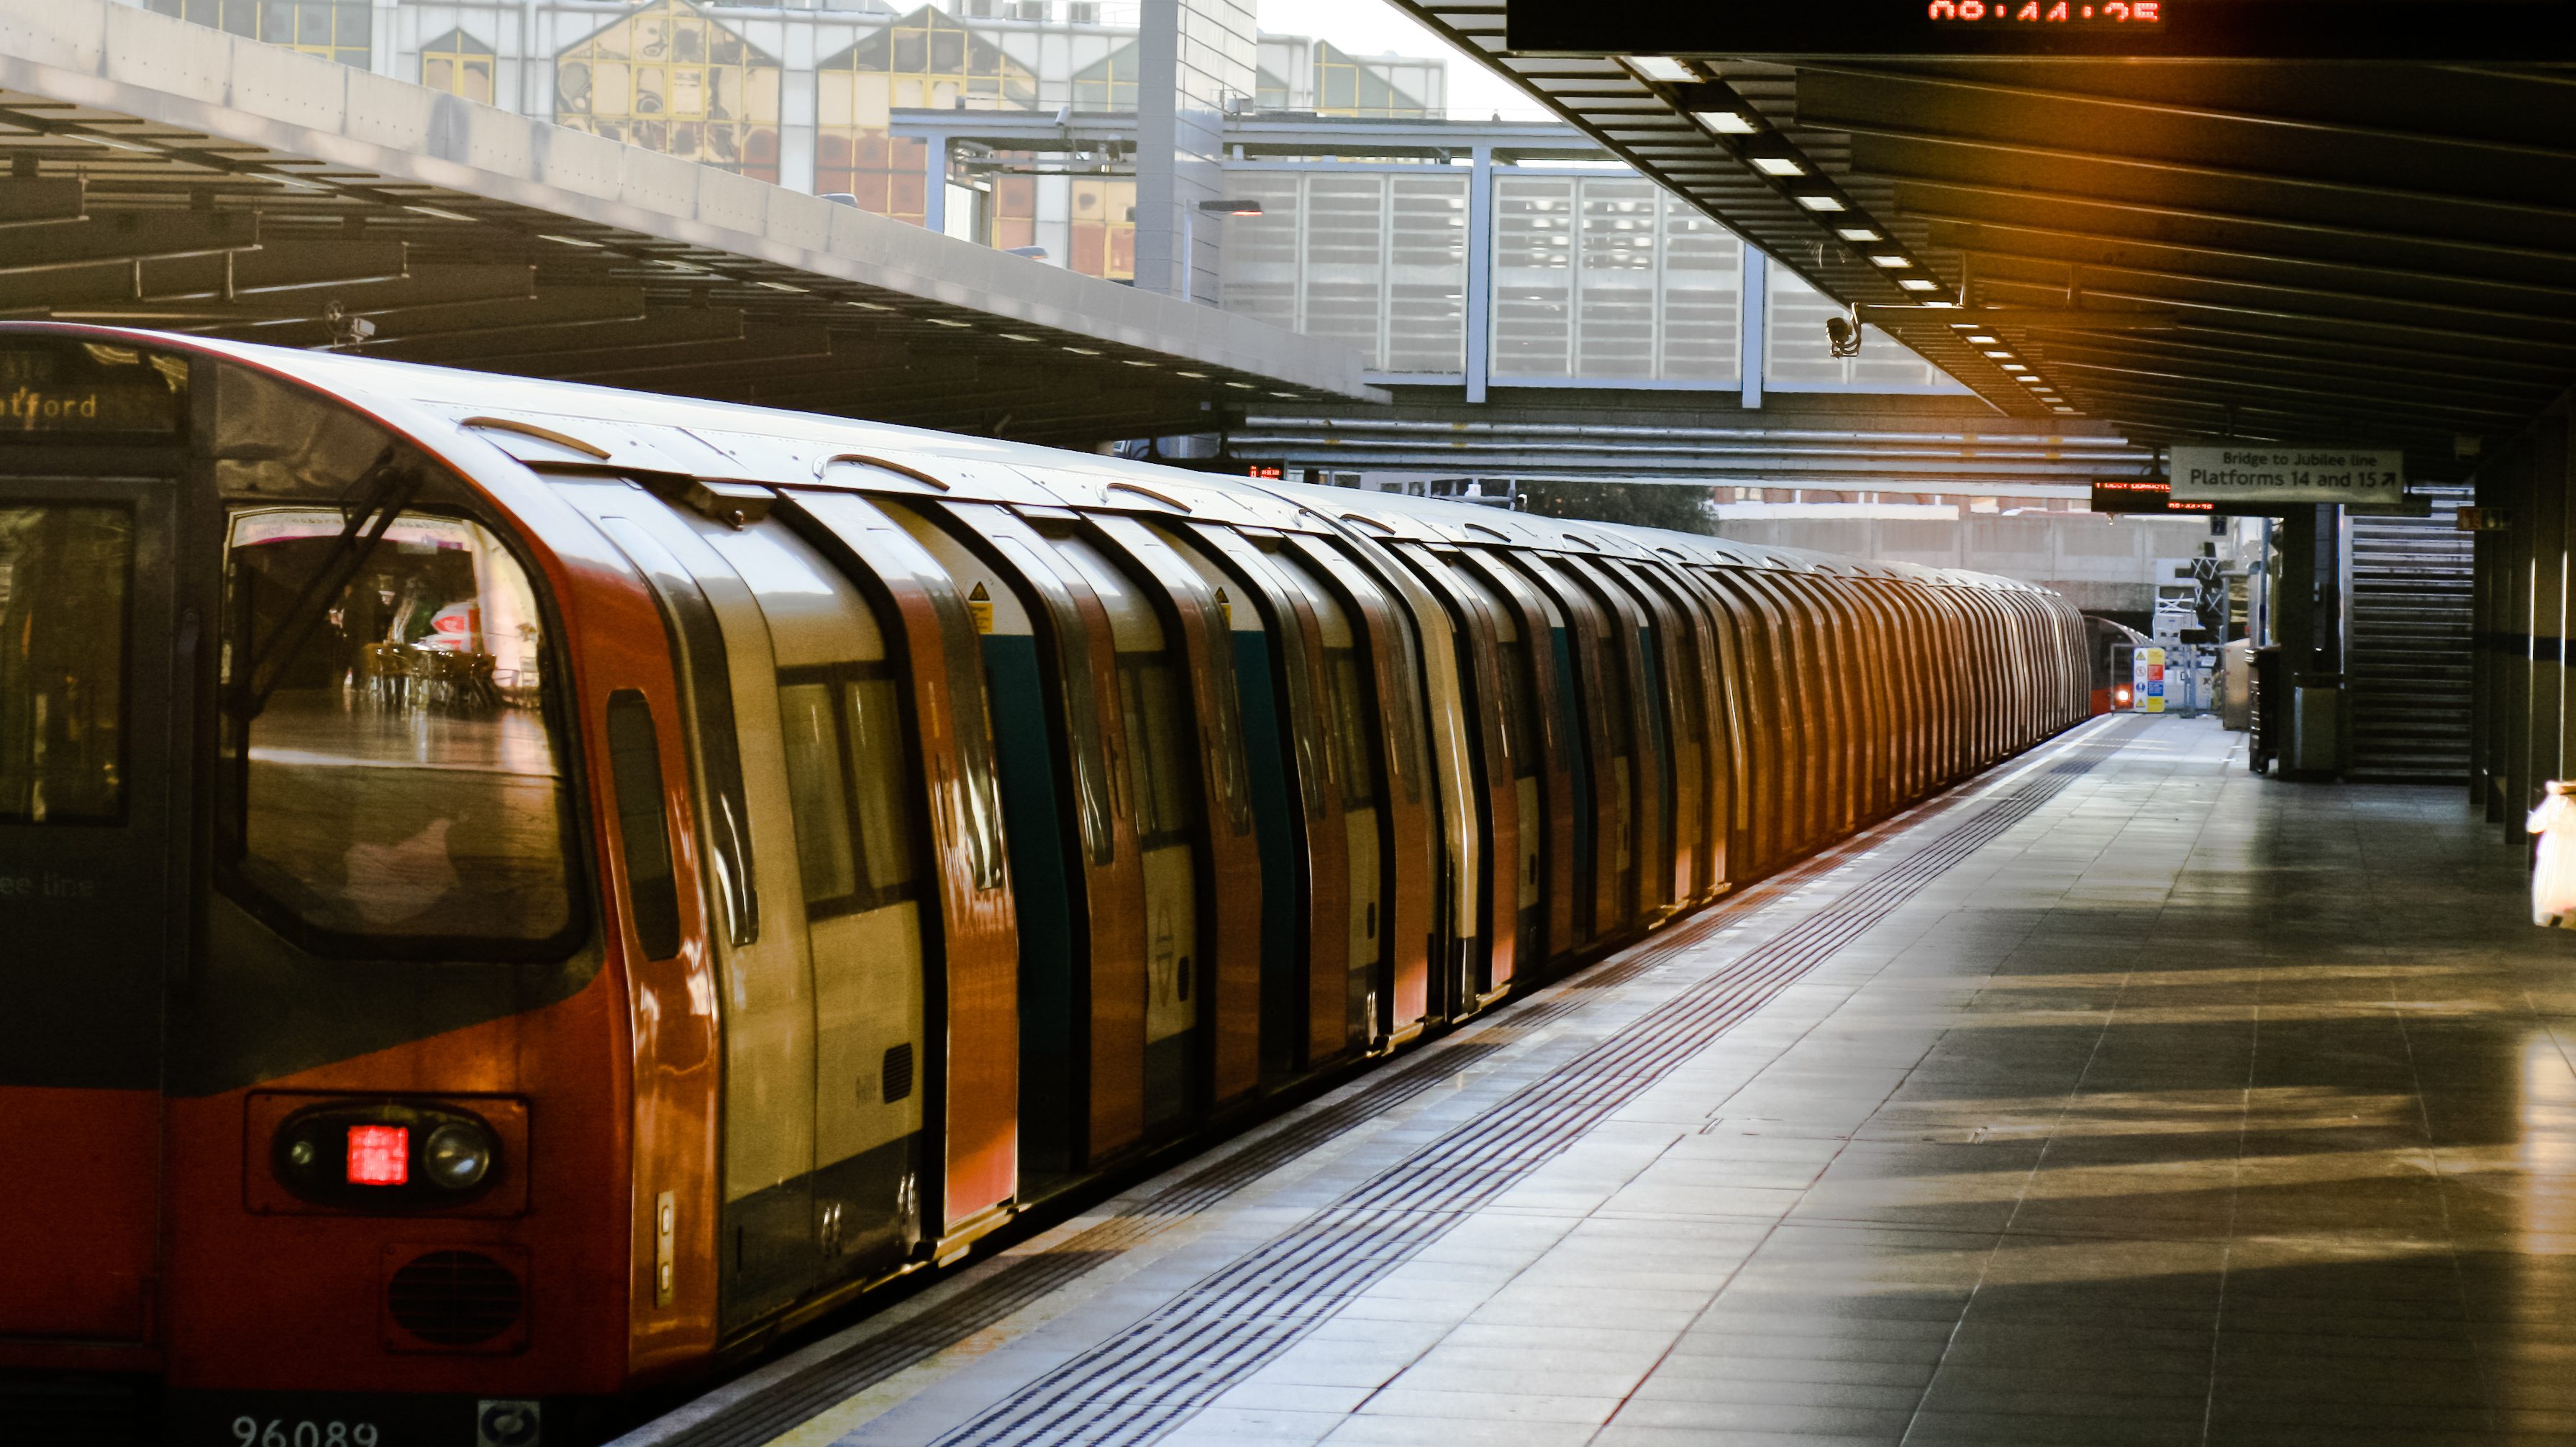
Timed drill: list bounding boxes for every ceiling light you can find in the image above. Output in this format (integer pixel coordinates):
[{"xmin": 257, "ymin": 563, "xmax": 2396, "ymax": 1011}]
[
  {"xmin": 1626, "ymin": 55, "xmax": 1695, "ymax": 82},
  {"xmin": 1065, "ymin": 346, "xmax": 1101, "ymax": 355},
  {"xmin": 1870, "ymin": 254, "xmax": 1912, "ymax": 268},
  {"xmin": 1921, "ymin": 301, "xmax": 1960, "ymax": 309},
  {"xmin": 1837, "ymin": 227, "xmax": 1882, "ymax": 242},
  {"xmin": 539, "ymin": 233, "xmax": 603, "ymax": 249},
  {"xmin": 2053, "ymin": 406, "xmax": 2078, "ymax": 413},
  {"xmin": 1124, "ymin": 360, "xmax": 1157, "ymax": 368},
  {"xmin": 1897, "ymin": 278, "xmax": 1941, "ymax": 291},
  {"xmin": 1177, "ymin": 370, "xmax": 1207, "ymax": 378},
  {"xmin": 1001, "ymin": 333, "xmax": 1040, "ymax": 342},
  {"xmin": 1226, "ymin": 381, "xmax": 1256, "ymax": 389},
  {"xmin": 2001, "ymin": 363, "xmax": 2029, "ymax": 372},
  {"xmin": 1793, "ymin": 193, "xmax": 1847, "ymax": 212},
  {"xmin": 2019, "ymin": 376, "xmax": 2048, "ymax": 385},
  {"xmin": 1748, "ymin": 156, "xmax": 1806, "ymax": 177},
  {"xmin": 1692, "ymin": 109, "xmax": 1759, "ymax": 134},
  {"xmin": 1983, "ymin": 350, "xmax": 2015, "ymax": 359},
  {"xmin": 1967, "ymin": 334, "xmax": 1999, "ymax": 344},
  {"xmin": 927, "ymin": 316, "xmax": 972, "ymax": 327}
]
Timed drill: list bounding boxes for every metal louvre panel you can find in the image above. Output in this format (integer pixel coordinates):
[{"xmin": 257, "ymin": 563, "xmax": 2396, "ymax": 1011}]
[{"xmin": 1493, "ymin": 175, "xmax": 1745, "ymax": 383}]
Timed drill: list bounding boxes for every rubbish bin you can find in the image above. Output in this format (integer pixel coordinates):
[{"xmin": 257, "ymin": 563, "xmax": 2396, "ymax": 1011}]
[{"xmin": 2249, "ymin": 645, "xmax": 2285, "ymax": 775}]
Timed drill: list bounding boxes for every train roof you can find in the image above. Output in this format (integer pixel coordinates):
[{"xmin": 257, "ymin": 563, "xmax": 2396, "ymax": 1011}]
[{"xmin": 12, "ymin": 324, "xmax": 2057, "ymax": 597}]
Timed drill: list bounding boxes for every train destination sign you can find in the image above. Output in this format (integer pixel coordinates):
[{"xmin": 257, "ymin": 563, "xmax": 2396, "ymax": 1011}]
[
  {"xmin": 2090, "ymin": 478, "xmax": 2215, "ymax": 516},
  {"xmin": 2167, "ymin": 444, "xmax": 2404, "ymax": 506},
  {"xmin": 1503, "ymin": 1, "xmax": 2576, "ymax": 60}
]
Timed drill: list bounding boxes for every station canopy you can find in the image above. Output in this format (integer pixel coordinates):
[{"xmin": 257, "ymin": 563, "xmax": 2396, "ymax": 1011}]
[
  {"xmin": 0, "ymin": 0, "xmax": 1384, "ymax": 447},
  {"xmin": 1414, "ymin": 0, "xmax": 2576, "ymax": 479}
]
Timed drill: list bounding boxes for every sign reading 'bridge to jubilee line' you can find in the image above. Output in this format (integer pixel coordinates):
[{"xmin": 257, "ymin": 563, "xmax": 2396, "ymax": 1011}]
[{"xmin": 2167, "ymin": 444, "xmax": 2405, "ymax": 506}]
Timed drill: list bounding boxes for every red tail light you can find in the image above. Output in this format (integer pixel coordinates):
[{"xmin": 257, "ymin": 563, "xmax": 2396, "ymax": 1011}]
[{"xmin": 347, "ymin": 1125, "xmax": 410, "ymax": 1186}]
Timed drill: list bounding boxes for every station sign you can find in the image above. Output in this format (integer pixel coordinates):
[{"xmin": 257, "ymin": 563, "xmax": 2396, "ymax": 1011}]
[
  {"xmin": 1503, "ymin": 0, "xmax": 2576, "ymax": 60},
  {"xmin": 2167, "ymin": 444, "xmax": 2403, "ymax": 506},
  {"xmin": 2132, "ymin": 646, "xmax": 2166, "ymax": 714}
]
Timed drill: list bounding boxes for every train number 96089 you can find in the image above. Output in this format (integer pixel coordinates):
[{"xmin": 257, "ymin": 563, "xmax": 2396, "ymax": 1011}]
[{"xmin": 230, "ymin": 1417, "xmax": 380, "ymax": 1447}]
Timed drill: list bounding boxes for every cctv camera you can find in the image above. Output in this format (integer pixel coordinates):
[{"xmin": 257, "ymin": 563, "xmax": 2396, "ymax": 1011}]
[{"xmin": 1824, "ymin": 314, "xmax": 1860, "ymax": 358}]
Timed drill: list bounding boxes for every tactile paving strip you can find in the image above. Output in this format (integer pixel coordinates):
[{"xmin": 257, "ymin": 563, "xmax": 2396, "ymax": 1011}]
[{"xmin": 932, "ymin": 719, "xmax": 2147, "ymax": 1447}]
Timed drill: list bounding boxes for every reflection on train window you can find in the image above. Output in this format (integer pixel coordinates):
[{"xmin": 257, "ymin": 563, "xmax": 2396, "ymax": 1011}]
[
  {"xmin": 1324, "ymin": 649, "xmax": 1379, "ymax": 809},
  {"xmin": 1493, "ymin": 639, "xmax": 1542, "ymax": 780},
  {"xmin": 1117, "ymin": 654, "xmax": 1194, "ymax": 849},
  {"xmin": 0, "ymin": 506, "xmax": 130, "ymax": 825},
  {"xmin": 219, "ymin": 507, "xmax": 576, "ymax": 952},
  {"xmin": 776, "ymin": 665, "xmax": 919, "ymax": 918}
]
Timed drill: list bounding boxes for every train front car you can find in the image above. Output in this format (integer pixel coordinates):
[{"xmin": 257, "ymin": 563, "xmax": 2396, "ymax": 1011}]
[{"xmin": 0, "ymin": 329, "xmax": 732, "ymax": 1447}]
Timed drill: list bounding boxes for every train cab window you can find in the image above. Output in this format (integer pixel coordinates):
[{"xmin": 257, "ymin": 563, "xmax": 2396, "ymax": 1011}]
[
  {"xmin": 776, "ymin": 668, "xmax": 921, "ymax": 915},
  {"xmin": 0, "ymin": 505, "xmax": 130, "ymax": 824},
  {"xmin": 219, "ymin": 505, "xmax": 578, "ymax": 954}
]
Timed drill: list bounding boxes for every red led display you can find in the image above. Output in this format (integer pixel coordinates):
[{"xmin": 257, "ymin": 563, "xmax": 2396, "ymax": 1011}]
[
  {"xmin": 1927, "ymin": 0, "xmax": 2159, "ymax": 23},
  {"xmin": 347, "ymin": 1124, "xmax": 410, "ymax": 1186}
]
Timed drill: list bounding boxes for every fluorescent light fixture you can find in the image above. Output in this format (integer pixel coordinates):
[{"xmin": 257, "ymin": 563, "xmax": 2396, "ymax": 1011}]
[
  {"xmin": 2019, "ymin": 375, "xmax": 2048, "ymax": 385},
  {"xmin": 1749, "ymin": 155, "xmax": 1806, "ymax": 177},
  {"xmin": 1837, "ymin": 227, "xmax": 1883, "ymax": 242},
  {"xmin": 927, "ymin": 316, "xmax": 972, "ymax": 327},
  {"xmin": 2001, "ymin": 363, "xmax": 2029, "ymax": 372},
  {"xmin": 1001, "ymin": 333, "xmax": 1041, "ymax": 342},
  {"xmin": 760, "ymin": 280, "xmax": 810, "ymax": 293},
  {"xmin": 1921, "ymin": 301, "xmax": 1960, "ymax": 309},
  {"xmin": 1064, "ymin": 346, "xmax": 1102, "ymax": 355},
  {"xmin": 1967, "ymin": 334, "xmax": 2000, "ymax": 344},
  {"xmin": 1983, "ymin": 350, "xmax": 2016, "ymax": 359},
  {"xmin": 1124, "ymin": 359, "xmax": 1158, "ymax": 368},
  {"xmin": 1793, "ymin": 193, "xmax": 1847, "ymax": 212},
  {"xmin": 1692, "ymin": 109, "xmax": 1759, "ymax": 134},
  {"xmin": 1897, "ymin": 277, "xmax": 1941, "ymax": 291},
  {"xmin": 1870, "ymin": 254, "xmax": 1913, "ymax": 268},
  {"xmin": 406, "ymin": 205, "xmax": 476, "ymax": 223},
  {"xmin": 1626, "ymin": 55, "xmax": 1696, "ymax": 81},
  {"xmin": 2053, "ymin": 406, "xmax": 2078, "ymax": 413},
  {"xmin": 1226, "ymin": 381, "xmax": 1257, "ymax": 389},
  {"xmin": 1176, "ymin": 370, "xmax": 1207, "ymax": 378},
  {"xmin": 539, "ymin": 233, "xmax": 603, "ymax": 248}
]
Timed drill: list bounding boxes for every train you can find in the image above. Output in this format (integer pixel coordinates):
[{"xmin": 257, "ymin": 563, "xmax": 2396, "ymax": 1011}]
[{"xmin": 0, "ymin": 324, "xmax": 2090, "ymax": 1446}]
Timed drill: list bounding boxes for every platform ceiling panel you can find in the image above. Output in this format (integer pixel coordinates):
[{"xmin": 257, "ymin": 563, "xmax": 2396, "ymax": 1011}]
[
  {"xmin": 1414, "ymin": 0, "xmax": 2576, "ymax": 479},
  {"xmin": 0, "ymin": 0, "xmax": 1386, "ymax": 445}
]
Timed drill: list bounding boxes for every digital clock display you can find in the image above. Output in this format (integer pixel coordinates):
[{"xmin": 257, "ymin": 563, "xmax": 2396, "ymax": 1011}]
[
  {"xmin": 1926, "ymin": 0, "xmax": 2159, "ymax": 25},
  {"xmin": 1505, "ymin": 0, "xmax": 2576, "ymax": 61}
]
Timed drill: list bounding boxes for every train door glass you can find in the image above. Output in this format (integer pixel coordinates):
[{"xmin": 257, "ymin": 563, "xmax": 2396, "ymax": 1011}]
[
  {"xmin": 698, "ymin": 518, "xmax": 927, "ymax": 1281},
  {"xmin": 1268, "ymin": 548, "xmax": 1381, "ymax": 1051},
  {"xmin": 1445, "ymin": 560, "xmax": 1544, "ymax": 974},
  {"xmin": 0, "ymin": 483, "xmax": 171, "ymax": 1341},
  {"xmin": 1050, "ymin": 531, "xmax": 1203, "ymax": 1128}
]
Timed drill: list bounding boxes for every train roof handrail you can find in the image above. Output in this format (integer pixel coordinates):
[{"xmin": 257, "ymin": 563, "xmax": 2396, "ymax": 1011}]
[
  {"xmin": 459, "ymin": 414, "xmax": 612, "ymax": 460},
  {"xmin": 814, "ymin": 451, "xmax": 951, "ymax": 490},
  {"xmin": 1107, "ymin": 480, "xmax": 1193, "ymax": 512}
]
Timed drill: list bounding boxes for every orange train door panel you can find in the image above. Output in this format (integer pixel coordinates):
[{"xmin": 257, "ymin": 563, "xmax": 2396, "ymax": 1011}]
[
  {"xmin": 1390, "ymin": 540, "xmax": 1524, "ymax": 1000},
  {"xmin": 1311, "ymin": 528, "xmax": 1457, "ymax": 1031},
  {"xmin": 1171, "ymin": 524, "xmax": 1354, "ymax": 1070},
  {"xmin": 923, "ymin": 501, "xmax": 1150, "ymax": 1173},
  {"xmin": 1462, "ymin": 549, "xmax": 1578, "ymax": 968},
  {"xmin": 1552, "ymin": 554, "xmax": 1662, "ymax": 931},
  {"xmin": 0, "ymin": 467, "xmax": 181, "ymax": 1346},
  {"xmin": 1091, "ymin": 515, "xmax": 1265, "ymax": 1109},
  {"xmin": 776, "ymin": 488, "xmax": 1019, "ymax": 1246}
]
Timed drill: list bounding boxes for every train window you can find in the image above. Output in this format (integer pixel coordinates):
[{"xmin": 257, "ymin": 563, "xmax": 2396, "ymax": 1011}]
[
  {"xmin": 0, "ymin": 505, "xmax": 130, "ymax": 825},
  {"xmin": 776, "ymin": 665, "xmax": 921, "ymax": 916},
  {"xmin": 218, "ymin": 505, "xmax": 578, "ymax": 955},
  {"xmin": 1324, "ymin": 650, "xmax": 1378, "ymax": 809},
  {"xmin": 606, "ymin": 691, "xmax": 683, "ymax": 962},
  {"xmin": 1118, "ymin": 653, "xmax": 1196, "ymax": 847}
]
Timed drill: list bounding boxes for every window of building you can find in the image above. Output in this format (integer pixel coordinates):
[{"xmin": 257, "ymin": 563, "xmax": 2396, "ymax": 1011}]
[
  {"xmin": 1068, "ymin": 178, "xmax": 1137, "ymax": 280},
  {"xmin": 815, "ymin": 7, "xmax": 1038, "ymax": 224},
  {"xmin": 1221, "ymin": 170, "xmax": 1467, "ymax": 374},
  {"xmin": 421, "ymin": 28, "xmax": 496, "ymax": 104},
  {"xmin": 150, "ymin": 0, "xmax": 370, "ymax": 66},
  {"xmin": 555, "ymin": 0, "xmax": 781, "ymax": 183},
  {"xmin": 1072, "ymin": 43, "xmax": 1139, "ymax": 111},
  {"xmin": 1311, "ymin": 42, "xmax": 1435, "ymax": 119}
]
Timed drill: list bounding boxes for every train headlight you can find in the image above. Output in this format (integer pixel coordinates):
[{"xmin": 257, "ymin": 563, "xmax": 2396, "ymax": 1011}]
[{"xmin": 424, "ymin": 1121, "xmax": 496, "ymax": 1191}]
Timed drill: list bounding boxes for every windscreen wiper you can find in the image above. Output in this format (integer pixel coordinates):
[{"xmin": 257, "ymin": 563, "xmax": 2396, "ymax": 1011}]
[{"xmin": 235, "ymin": 449, "xmax": 425, "ymax": 722}]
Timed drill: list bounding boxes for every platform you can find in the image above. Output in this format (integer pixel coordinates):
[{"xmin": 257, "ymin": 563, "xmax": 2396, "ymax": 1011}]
[{"xmin": 632, "ymin": 713, "xmax": 2576, "ymax": 1447}]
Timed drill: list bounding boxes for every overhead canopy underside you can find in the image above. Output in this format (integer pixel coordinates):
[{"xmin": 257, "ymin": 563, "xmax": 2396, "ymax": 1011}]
[
  {"xmin": 0, "ymin": 0, "xmax": 1385, "ymax": 447},
  {"xmin": 1410, "ymin": 0, "xmax": 2576, "ymax": 479}
]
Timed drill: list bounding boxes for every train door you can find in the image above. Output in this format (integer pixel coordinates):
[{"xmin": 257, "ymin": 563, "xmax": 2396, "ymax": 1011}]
[
  {"xmin": 1462, "ymin": 551, "xmax": 1575, "ymax": 968},
  {"xmin": 1045, "ymin": 526, "xmax": 1211, "ymax": 1126},
  {"xmin": 552, "ymin": 480, "xmax": 850, "ymax": 1328},
  {"xmin": 895, "ymin": 501, "xmax": 1149, "ymax": 1178},
  {"xmin": 0, "ymin": 429, "xmax": 184, "ymax": 1343},
  {"xmin": 1267, "ymin": 546, "xmax": 1383, "ymax": 1053},
  {"xmin": 1393, "ymin": 542, "xmax": 1530, "ymax": 998},
  {"xmin": 1544, "ymin": 556, "xmax": 1652, "ymax": 931},
  {"xmin": 1164, "ymin": 526, "xmax": 1353, "ymax": 1070}
]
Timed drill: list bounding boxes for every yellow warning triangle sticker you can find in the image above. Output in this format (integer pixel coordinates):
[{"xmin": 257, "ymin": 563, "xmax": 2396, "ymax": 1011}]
[
  {"xmin": 1214, "ymin": 586, "xmax": 1232, "ymax": 626},
  {"xmin": 965, "ymin": 580, "xmax": 994, "ymax": 634}
]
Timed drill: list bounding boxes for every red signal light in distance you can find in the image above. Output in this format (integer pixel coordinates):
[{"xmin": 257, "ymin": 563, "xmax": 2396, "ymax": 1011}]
[{"xmin": 347, "ymin": 1125, "xmax": 410, "ymax": 1186}]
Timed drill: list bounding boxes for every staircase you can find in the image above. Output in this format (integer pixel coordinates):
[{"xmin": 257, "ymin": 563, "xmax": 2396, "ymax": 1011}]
[{"xmin": 2344, "ymin": 485, "xmax": 2475, "ymax": 782}]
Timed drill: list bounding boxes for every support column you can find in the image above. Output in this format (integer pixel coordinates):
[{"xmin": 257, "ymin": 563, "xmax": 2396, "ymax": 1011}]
[
  {"xmin": 1739, "ymin": 245, "xmax": 1767, "ymax": 410},
  {"xmin": 1133, "ymin": 0, "xmax": 1253, "ymax": 300},
  {"xmin": 922, "ymin": 134, "xmax": 946, "ymax": 236},
  {"xmin": 1465, "ymin": 144, "xmax": 1493, "ymax": 403},
  {"xmin": 2276, "ymin": 503, "xmax": 2347, "ymax": 779}
]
